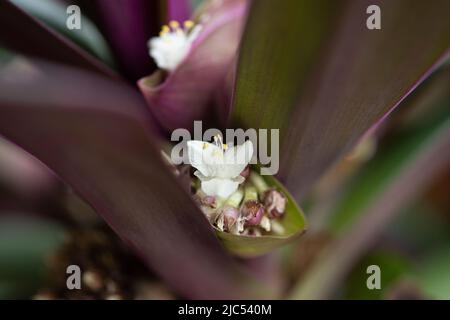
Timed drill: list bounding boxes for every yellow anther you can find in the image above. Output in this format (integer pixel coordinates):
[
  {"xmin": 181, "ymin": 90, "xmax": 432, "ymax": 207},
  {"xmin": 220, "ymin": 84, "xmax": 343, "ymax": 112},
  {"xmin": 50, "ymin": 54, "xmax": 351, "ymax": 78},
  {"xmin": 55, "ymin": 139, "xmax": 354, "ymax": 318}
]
[
  {"xmin": 184, "ymin": 20, "xmax": 194, "ymax": 29},
  {"xmin": 160, "ymin": 25, "xmax": 170, "ymax": 36},
  {"xmin": 169, "ymin": 21, "xmax": 180, "ymax": 29},
  {"xmin": 223, "ymin": 144, "xmax": 228, "ymax": 150},
  {"xmin": 202, "ymin": 143, "xmax": 209, "ymax": 149}
]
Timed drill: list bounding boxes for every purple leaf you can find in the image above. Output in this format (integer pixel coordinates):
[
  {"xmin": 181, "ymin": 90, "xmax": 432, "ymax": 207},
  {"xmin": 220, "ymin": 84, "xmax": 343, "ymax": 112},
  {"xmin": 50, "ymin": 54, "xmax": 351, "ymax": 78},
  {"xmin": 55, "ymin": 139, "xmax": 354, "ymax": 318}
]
[
  {"xmin": 0, "ymin": 58, "xmax": 259, "ymax": 299},
  {"xmin": 0, "ymin": 137, "xmax": 58, "ymax": 203},
  {"xmin": 290, "ymin": 68, "xmax": 450, "ymax": 299},
  {"xmin": 230, "ymin": 0, "xmax": 450, "ymax": 199},
  {"xmin": 166, "ymin": 0, "xmax": 192, "ymax": 22},
  {"xmin": 280, "ymin": 0, "xmax": 450, "ymax": 198},
  {"xmin": 0, "ymin": 1, "xmax": 117, "ymax": 78},
  {"xmin": 138, "ymin": 0, "xmax": 247, "ymax": 131},
  {"xmin": 91, "ymin": 0, "xmax": 160, "ymax": 80}
]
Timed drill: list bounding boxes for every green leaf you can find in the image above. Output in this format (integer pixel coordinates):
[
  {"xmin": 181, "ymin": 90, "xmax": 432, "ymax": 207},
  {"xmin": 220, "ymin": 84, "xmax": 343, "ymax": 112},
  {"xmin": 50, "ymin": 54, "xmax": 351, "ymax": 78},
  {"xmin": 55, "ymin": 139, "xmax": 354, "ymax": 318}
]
[
  {"xmin": 0, "ymin": 214, "xmax": 65, "ymax": 299},
  {"xmin": 0, "ymin": 1, "xmax": 116, "ymax": 77},
  {"xmin": 280, "ymin": 0, "xmax": 450, "ymax": 199},
  {"xmin": 289, "ymin": 68, "xmax": 450, "ymax": 299},
  {"xmin": 216, "ymin": 175, "xmax": 307, "ymax": 257},
  {"xmin": 343, "ymin": 251, "xmax": 410, "ymax": 300},
  {"xmin": 329, "ymin": 70, "xmax": 450, "ymax": 234},
  {"xmin": 231, "ymin": 0, "xmax": 450, "ymax": 200},
  {"xmin": 231, "ymin": 0, "xmax": 339, "ymax": 133},
  {"xmin": 416, "ymin": 245, "xmax": 450, "ymax": 299},
  {"xmin": 11, "ymin": 0, "xmax": 115, "ymax": 67},
  {"xmin": 329, "ymin": 134, "xmax": 436, "ymax": 234}
]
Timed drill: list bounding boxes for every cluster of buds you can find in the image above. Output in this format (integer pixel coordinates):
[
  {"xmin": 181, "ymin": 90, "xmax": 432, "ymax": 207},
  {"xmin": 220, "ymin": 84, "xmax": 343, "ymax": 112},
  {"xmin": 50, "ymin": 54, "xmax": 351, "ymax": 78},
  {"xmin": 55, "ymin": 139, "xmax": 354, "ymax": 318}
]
[{"xmin": 193, "ymin": 169, "xmax": 287, "ymax": 236}]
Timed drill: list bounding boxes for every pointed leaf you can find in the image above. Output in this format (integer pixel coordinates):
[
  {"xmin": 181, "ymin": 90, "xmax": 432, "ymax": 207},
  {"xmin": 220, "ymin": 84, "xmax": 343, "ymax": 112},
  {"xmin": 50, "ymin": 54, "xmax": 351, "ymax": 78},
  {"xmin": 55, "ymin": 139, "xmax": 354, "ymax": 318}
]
[
  {"xmin": 216, "ymin": 175, "xmax": 307, "ymax": 257},
  {"xmin": 230, "ymin": 0, "xmax": 450, "ymax": 199},
  {"xmin": 138, "ymin": 0, "xmax": 246, "ymax": 131},
  {"xmin": 290, "ymin": 69, "xmax": 450, "ymax": 299},
  {"xmin": 0, "ymin": 58, "xmax": 259, "ymax": 299},
  {"xmin": 280, "ymin": 0, "xmax": 450, "ymax": 198},
  {"xmin": 0, "ymin": 0, "xmax": 117, "ymax": 78},
  {"xmin": 231, "ymin": 0, "xmax": 339, "ymax": 131},
  {"xmin": 91, "ymin": 0, "xmax": 161, "ymax": 80},
  {"xmin": 10, "ymin": 0, "xmax": 116, "ymax": 67}
]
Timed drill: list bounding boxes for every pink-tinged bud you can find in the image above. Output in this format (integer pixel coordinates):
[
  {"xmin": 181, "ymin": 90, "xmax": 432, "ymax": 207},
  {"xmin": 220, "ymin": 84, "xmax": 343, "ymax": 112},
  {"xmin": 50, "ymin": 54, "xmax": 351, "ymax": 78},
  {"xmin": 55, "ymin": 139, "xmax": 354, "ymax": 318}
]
[
  {"xmin": 241, "ymin": 200, "xmax": 264, "ymax": 226},
  {"xmin": 202, "ymin": 195, "xmax": 217, "ymax": 208},
  {"xmin": 240, "ymin": 166, "xmax": 250, "ymax": 180},
  {"xmin": 263, "ymin": 189, "xmax": 287, "ymax": 219},
  {"xmin": 194, "ymin": 192, "xmax": 217, "ymax": 208},
  {"xmin": 222, "ymin": 206, "xmax": 240, "ymax": 231}
]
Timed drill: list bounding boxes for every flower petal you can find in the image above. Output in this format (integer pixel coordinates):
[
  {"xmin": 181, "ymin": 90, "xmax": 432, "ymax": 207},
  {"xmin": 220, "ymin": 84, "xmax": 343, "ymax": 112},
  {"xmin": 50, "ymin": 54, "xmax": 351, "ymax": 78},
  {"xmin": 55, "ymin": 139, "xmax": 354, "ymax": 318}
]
[
  {"xmin": 187, "ymin": 140, "xmax": 223, "ymax": 177},
  {"xmin": 201, "ymin": 177, "xmax": 241, "ymax": 199},
  {"xmin": 138, "ymin": 0, "xmax": 247, "ymax": 131},
  {"xmin": 220, "ymin": 140, "xmax": 253, "ymax": 178}
]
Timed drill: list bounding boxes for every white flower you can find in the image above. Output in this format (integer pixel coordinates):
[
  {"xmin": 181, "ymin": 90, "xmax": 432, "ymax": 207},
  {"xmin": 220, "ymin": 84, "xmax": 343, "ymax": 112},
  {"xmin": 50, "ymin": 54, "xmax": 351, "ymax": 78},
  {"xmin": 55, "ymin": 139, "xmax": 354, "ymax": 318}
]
[
  {"xmin": 148, "ymin": 20, "xmax": 202, "ymax": 72},
  {"xmin": 187, "ymin": 136, "xmax": 253, "ymax": 198}
]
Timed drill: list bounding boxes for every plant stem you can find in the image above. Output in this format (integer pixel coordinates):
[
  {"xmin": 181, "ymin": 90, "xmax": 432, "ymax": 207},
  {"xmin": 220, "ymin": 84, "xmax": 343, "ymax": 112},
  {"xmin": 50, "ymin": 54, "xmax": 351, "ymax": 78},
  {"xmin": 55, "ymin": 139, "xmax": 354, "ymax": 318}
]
[
  {"xmin": 249, "ymin": 172, "xmax": 269, "ymax": 194},
  {"xmin": 243, "ymin": 184, "xmax": 258, "ymax": 202},
  {"xmin": 225, "ymin": 188, "xmax": 244, "ymax": 207}
]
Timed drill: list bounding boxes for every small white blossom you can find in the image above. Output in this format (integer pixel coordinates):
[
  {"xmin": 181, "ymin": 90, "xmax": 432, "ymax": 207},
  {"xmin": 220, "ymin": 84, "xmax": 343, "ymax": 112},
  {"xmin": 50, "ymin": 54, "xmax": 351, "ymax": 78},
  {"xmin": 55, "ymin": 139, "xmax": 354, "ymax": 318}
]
[
  {"xmin": 148, "ymin": 20, "xmax": 202, "ymax": 72},
  {"xmin": 187, "ymin": 136, "xmax": 253, "ymax": 199}
]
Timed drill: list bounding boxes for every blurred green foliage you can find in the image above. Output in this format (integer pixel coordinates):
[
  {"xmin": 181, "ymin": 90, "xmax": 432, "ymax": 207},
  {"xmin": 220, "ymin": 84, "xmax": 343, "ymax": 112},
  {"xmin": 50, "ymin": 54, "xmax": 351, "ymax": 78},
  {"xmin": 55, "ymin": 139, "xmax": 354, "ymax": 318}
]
[
  {"xmin": 11, "ymin": 0, "xmax": 116, "ymax": 67},
  {"xmin": 344, "ymin": 251, "xmax": 411, "ymax": 300},
  {"xmin": 0, "ymin": 215, "xmax": 65, "ymax": 299}
]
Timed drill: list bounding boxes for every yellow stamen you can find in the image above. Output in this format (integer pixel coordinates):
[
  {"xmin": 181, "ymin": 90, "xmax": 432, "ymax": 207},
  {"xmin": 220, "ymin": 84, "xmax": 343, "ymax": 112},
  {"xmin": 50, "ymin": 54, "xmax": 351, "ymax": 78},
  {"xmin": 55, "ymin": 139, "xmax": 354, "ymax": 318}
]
[
  {"xmin": 203, "ymin": 143, "xmax": 209, "ymax": 149},
  {"xmin": 160, "ymin": 25, "xmax": 170, "ymax": 36},
  {"xmin": 169, "ymin": 21, "xmax": 180, "ymax": 29},
  {"xmin": 212, "ymin": 135, "xmax": 228, "ymax": 152},
  {"xmin": 184, "ymin": 20, "xmax": 194, "ymax": 29}
]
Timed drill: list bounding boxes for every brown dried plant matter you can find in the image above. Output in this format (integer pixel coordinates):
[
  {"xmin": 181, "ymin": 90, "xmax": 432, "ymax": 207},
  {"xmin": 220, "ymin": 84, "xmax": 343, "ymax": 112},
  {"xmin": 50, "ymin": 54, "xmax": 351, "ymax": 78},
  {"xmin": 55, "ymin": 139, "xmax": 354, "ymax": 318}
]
[{"xmin": 34, "ymin": 226, "xmax": 174, "ymax": 300}]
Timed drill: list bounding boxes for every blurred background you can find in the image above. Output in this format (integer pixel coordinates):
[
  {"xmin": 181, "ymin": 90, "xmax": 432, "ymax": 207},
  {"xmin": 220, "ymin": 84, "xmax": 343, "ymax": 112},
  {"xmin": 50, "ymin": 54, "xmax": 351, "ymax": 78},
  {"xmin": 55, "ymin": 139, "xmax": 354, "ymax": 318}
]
[{"xmin": 0, "ymin": 0, "xmax": 449, "ymax": 299}]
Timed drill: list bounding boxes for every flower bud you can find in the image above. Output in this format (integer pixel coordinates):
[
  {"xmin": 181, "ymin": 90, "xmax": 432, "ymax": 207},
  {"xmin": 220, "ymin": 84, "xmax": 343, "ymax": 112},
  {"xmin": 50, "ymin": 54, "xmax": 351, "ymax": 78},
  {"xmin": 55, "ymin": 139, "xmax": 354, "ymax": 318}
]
[
  {"xmin": 201, "ymin": 195, "xmax": 217, "ymax": 207},
  {"xmin": 263, "ymin": 189, "xmax": 286, "ymax": 219},
  {"xmin": 222, "ymin": 206, "xmax": 240, "ymax": 230},
  {"xmin": 240, "ymin": 166, "xmax": 250, "ymax": 180},
  {"xmin": 215, "ymin": 206, "xmax": 239, "ymax": 232},
  {"xmin": 194, "ymin": 190, "xmax": 217, "ymax": 208},
  {"xmin": 241, "ymin": 200, "xmax": 264, "ymax": 226},
  {"xmin": 194, "ymin": 191, "xmax": 219, "ymax": 222}
]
